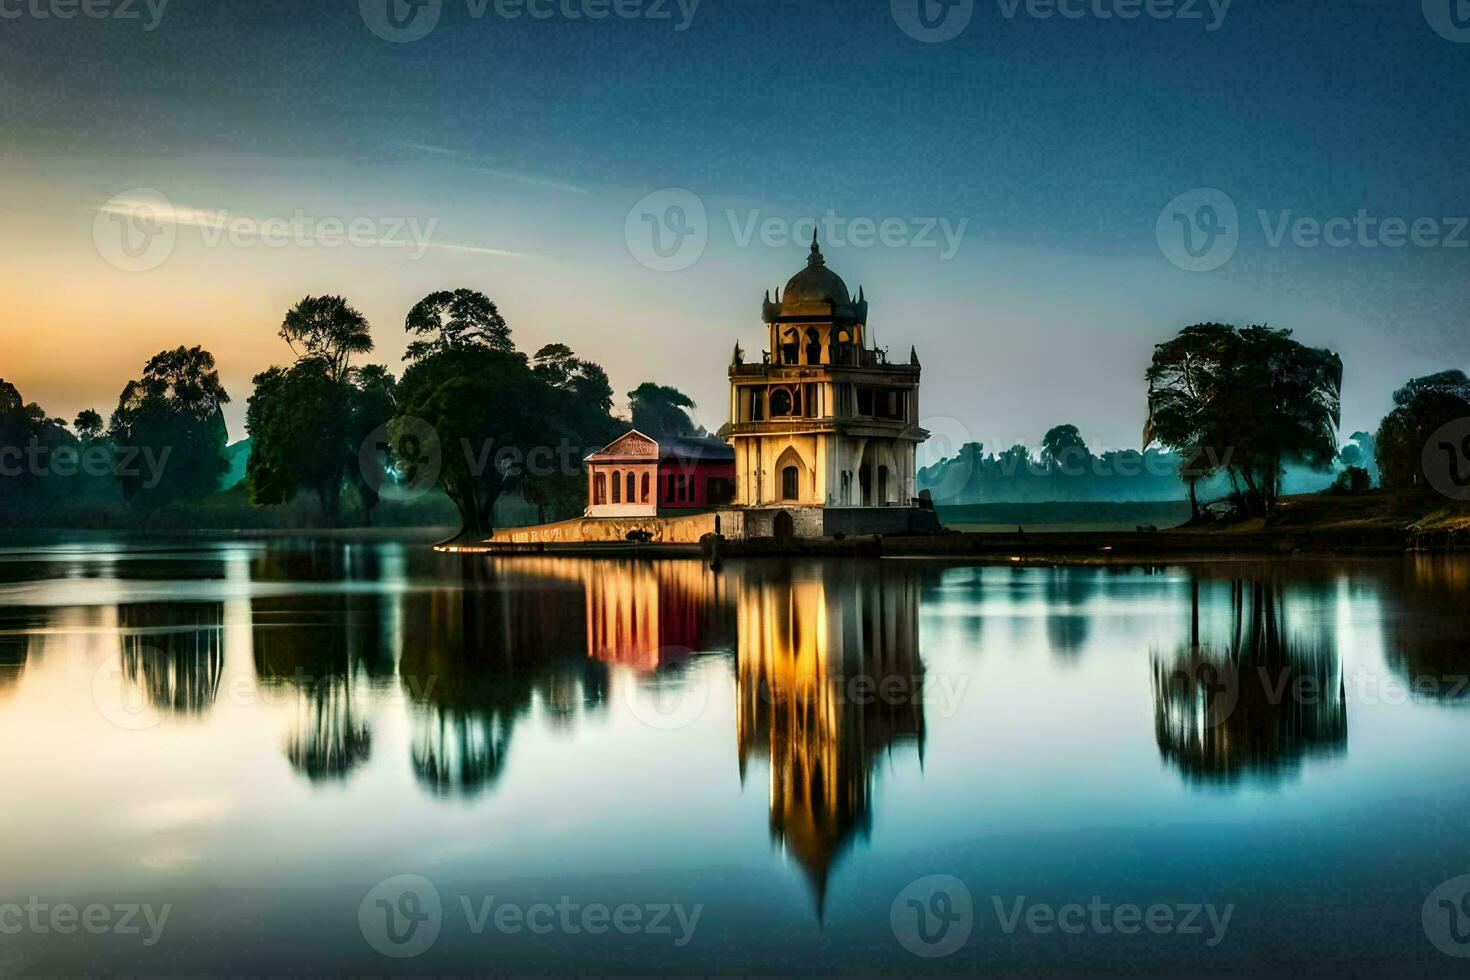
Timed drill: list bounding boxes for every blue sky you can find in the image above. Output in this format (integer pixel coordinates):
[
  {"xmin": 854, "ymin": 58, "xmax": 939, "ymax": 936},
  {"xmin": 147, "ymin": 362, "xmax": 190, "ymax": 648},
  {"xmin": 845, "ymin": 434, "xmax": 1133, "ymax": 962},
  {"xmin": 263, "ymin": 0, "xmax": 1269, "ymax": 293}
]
[{"xmin": 2, "ymin": 0, "xmax": 1466, "ymax": 458}]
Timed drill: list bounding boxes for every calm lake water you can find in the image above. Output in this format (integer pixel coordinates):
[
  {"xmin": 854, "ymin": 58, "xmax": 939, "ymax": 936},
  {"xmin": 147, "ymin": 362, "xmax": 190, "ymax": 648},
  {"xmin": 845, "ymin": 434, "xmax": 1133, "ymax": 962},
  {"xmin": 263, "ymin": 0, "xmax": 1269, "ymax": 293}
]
[{"xmin": 2, "ymin": 536, "xmax": 1470, "ymax": 975}]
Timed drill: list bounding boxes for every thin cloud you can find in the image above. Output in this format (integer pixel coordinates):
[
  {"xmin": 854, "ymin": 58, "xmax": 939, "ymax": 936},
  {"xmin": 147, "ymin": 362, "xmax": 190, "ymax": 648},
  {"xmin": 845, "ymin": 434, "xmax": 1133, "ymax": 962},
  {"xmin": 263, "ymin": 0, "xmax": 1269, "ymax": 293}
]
[
  {"xmin": 97, "ymin": 196, "xmax": 544, "ymax": 260},
  {"xmin": 386, "ymin": 139, "xmax": 589, "ymax": 195}
]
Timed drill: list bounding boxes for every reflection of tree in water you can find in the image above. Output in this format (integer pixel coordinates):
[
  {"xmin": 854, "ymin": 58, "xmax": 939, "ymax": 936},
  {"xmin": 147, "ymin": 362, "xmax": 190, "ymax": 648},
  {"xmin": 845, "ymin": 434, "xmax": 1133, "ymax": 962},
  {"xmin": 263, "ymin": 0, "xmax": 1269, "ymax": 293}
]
[
  {"xmin": 399, "ymin": 559, "xmax": 607, "ymax": 798},
  {"xmin": 0, "ymin": 633, "xmax": 28, "ymax": 706},
  {"xmin": 1380, "ymin": 556, "xmax": 1470, "ymax": 703},
  {"xmin": 118, "ymin": 603, "xmax": 225, "ymax": 717},
  {"xmin": 1043, "ymin": 566, "xmax": 1097, "ymax": 660},
  {"xmin": 252, "ymin": 559, "xmax": 397, "ymax": 782},
  {"xmin": 735, "ymin": 561, "xmax": 925, "ymax": 918},
  {"xmin": 1152, "ymin": 575, "xmax": 1345, "ymax": 785},
  {"xmin": 284, "ymin": 679, "xmax": 372, "ymax": 781}
]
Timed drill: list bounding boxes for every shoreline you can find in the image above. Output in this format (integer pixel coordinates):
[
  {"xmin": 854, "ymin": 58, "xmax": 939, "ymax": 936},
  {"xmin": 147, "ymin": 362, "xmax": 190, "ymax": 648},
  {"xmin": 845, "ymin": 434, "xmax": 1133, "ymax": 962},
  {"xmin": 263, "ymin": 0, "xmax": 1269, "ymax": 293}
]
[{"xmin": 437, "ymin": 524, "xmax": 1460, "ymax": 561}]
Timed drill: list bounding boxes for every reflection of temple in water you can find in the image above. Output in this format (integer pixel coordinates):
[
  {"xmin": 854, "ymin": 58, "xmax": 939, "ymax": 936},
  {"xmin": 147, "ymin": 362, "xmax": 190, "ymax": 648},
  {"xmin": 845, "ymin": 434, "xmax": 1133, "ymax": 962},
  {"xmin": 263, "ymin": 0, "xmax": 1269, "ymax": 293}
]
[
  {"xmin": 118, "ymin": 602, "xmax": 225, "ymax": 717},
  {"xmin": 733, "ymin": 562, "xmax": 925, "ymax": 916},
  {"xmin": 582, "ymin": 560, "xmax": 733, "ymax": 670},
  {"xmin": 1151, "ymin": 573, "xmax": 1346, "ymax": 785}
]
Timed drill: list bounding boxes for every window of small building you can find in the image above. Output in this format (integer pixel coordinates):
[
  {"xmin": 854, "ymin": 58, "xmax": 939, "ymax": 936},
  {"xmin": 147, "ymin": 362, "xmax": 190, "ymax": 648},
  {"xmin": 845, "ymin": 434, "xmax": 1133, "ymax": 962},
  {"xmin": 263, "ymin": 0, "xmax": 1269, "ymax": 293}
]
[
  {"xmin": 781, "ymin": 465, "xmax": 799, "ymax": 501},
  {"xmin": 856, "ymin": 387, "xmax": 874, "ymax": 417},
  {"xmin": 612, "ymin": 470, "xmax": 621, "ymax": 503},
  {"xmin": 641, "ymin": 472, "xmax": 650, "ymax": 502},
  {"xmin": 626, "ymin": 472, "xmax": 636, "ymax": 503},
  {"xmin": 708, "ymin": 477, "xmax": 735, "ymax": 505},
  {"xmin": 594, "ymin": 473, "xmax": 607, "ymax": 505},
  {"xmin": 750, "ymin": 389, "xmax": 764, "ymax": 421}
]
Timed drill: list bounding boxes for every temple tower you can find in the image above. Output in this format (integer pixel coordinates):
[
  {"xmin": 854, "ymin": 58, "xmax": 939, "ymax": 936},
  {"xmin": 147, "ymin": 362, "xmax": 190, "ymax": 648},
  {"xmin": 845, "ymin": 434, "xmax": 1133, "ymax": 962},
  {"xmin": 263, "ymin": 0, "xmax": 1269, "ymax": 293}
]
[{"xmin": 721, "ymin": 232, "xmax": 928, "ymax": 527}]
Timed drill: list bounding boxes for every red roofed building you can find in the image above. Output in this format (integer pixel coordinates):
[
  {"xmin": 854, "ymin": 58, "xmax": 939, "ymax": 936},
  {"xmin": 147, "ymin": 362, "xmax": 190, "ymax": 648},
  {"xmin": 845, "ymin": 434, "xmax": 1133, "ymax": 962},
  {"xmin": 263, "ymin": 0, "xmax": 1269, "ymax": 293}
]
[{"xmin": 585, "ymin": 430, "xmax": 735, "ymax": 518}]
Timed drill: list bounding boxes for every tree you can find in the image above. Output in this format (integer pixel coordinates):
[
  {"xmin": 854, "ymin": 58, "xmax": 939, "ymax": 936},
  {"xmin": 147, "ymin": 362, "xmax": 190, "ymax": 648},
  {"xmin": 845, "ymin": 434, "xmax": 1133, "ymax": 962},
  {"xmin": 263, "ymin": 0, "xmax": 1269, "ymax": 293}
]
[
  {"xmin": 628, "ymin": 383, "xmax": 698, "ymax": 440},
  {"xmin": 1374, "ymin": 370, "xmax": 1470, "ymax": 490},
  {"xmin": 1143, "ymin": 323, "xmax": 1234, "ymax": 519},
  {"xmin": 108, "ymin": 346, "xmax": 231, "ymax": 506},
  {"xmin": 395, "ymin": 345, "xmax": 545, "ymax": 538},
  {"xmin": 404, "ymin": 289, "xmax": 512, "ymax": 361},
  {"xmin": 279, "ymin": 295, "xmax": 374, "ymax": 384},
  {"xmin": 396, "ymin": 311, "xmax": 620, "ymax": 538},
  {"xmin": 73, "ymin": 409, "xmax": 104, "ymax": 441},
  {"xmin": 1146, "ymin": 324, "xmax": 1341, "ymax": 517},
  {"xmin": 345, "ymin": 365, "xmax": 397, "ymax": 523},
  {"xmin": 248, "ymin": 301, "xmax": 392, "ymax": 525},
  {"xmin": 1040, "ymin": 424, "xmax": 1090, "ymax": 474}
]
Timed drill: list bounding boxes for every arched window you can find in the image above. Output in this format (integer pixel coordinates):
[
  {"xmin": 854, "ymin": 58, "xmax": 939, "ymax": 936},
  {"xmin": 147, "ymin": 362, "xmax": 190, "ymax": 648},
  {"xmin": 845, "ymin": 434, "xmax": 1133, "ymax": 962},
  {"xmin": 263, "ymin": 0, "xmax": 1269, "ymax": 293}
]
[
  {"xmin": 612, "ymin": 470, "xmax": 621, "ymax": 503},
  {"xmin": 594, "ymin": 474, "xmax": 607, "ymax": 505},
  {"xmin": 781, "ymin": 465, "xmax": 800, "ymax": 500},
  {"xmin": 626, "ymin": 472, "xmax": 636, "ymax": 503},
  {"xmin": 770, "ymin": 387, "xmax": 793, "ymax": 417},
  {"xmin": 780, "ymin": 329, "xmax": 800, "ymax": 365},
  {"xmin": 641, "ymin": 472, "xmax": 650, "ymax": 502},
  {"xmin": 805, "ymin": 327, "xmax": 822, "ymax": 365}
]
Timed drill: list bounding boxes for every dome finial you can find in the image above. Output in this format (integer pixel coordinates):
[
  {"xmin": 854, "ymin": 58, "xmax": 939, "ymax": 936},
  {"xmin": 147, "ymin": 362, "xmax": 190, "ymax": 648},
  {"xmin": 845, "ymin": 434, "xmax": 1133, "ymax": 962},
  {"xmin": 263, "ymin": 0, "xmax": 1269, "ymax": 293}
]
[{"xmin": 807, "ymin": 225, "xmax": 824, "ymax": 267}]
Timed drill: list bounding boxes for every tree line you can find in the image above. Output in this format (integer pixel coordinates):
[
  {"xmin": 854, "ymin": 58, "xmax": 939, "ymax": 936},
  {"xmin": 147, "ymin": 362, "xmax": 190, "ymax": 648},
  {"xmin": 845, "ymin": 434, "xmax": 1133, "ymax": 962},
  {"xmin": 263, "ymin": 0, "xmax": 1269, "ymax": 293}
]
[
  {"xmin": 922, "ymin": 321, "xmax": 1462, "ymax": 518},
  {"xmin": 0, "ymin": 288, "xmax": 705, "ymax": 534}
]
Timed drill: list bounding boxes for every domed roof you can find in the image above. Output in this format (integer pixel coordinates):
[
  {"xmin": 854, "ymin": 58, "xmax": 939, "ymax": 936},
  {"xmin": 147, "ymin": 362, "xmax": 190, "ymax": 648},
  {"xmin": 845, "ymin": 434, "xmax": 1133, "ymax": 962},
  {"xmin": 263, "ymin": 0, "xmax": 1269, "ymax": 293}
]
[
  {"xmin": 782, "ymin": 234, "xmax": 850, "ymax": 307},
  {"xmin": 763, "ymin": 230, "xmax": 867, "ymax": 323}
]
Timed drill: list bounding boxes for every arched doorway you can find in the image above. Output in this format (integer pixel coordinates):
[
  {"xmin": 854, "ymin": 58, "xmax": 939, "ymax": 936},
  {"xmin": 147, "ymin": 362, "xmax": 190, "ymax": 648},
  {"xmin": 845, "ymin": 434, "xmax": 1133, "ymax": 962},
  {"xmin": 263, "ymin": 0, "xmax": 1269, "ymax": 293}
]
[
  {"xmin": 773, "ymin": 446, "xmax": 809, "ymax": 504},
  {"xmin": 773, "ymin": 510, "xmax": 795, "ymax": 541}
]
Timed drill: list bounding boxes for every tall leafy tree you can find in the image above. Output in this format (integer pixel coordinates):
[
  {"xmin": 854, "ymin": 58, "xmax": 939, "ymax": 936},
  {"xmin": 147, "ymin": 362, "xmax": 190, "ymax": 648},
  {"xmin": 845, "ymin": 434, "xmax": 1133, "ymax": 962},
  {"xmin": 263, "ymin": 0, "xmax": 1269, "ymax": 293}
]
[
  {"xmin": 1145, "ymin": 324, "xmax": 1341, "ymax": 517},
  {"xmin": 1374, "ymin": 369, "xmax": 1470, "ymax": 490},
  {"xmin": 73, "ymin": 409, "xmax": 104, "ymax": 441},
  {"xmin": 628, "ymin": 383, "xmax": 699, "ymax": 440},
  {"xmin": 404, "ymin": 289, "xmax": 512, "ymax": 361},
  {"xmin": 108, "ymin": 346, "xmax": 231, "ymax": 506},
  {"xmin": 396, "ymin": 296, "xmax": 618, "ymax": 538},
  {"xmin": 248, "ymin": 298, "xmax": 392, "ymax": 524},
  {"xmin": 279, "ymin": 295, "xmax": 374, "ymax": 384}
]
